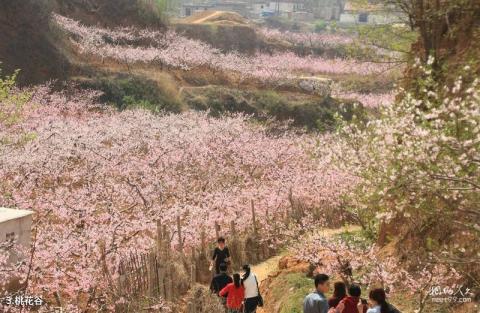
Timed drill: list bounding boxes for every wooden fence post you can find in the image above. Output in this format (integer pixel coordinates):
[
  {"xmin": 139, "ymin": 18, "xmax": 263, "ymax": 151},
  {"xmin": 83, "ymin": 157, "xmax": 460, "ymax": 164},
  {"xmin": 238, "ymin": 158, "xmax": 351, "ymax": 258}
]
[
  {"xmin": 200, "ymin": 227, "xmax": 207, "ymax": 257},
  {"xmin": 156, "ymin": 220, "xmax": 163, "ymax": 251},
  {"xmin": 251, "ymin": 200, "xmax": 258, "ymax": 238},
  {"xmin": 163, "ymin": 225, "xmax": 170, "ymax": 259},
  {"xmin": 230, "ymin": 220, "xmax": 237, "ymax": 237},
  {"xmin": 158, "ymin": 258, "xmax": 166, "ymax": 299},
  {"xmin": 191, "ymin": 246, "xmax": 197, "ymax": 283},
  {"xmin": 215, "ymin": 221, "xmax": 221, "ymax": 239},
  {"xmin": 229, "ymin": 220, "xmax": 238, "ymax": 268},
  {"xmin": 148, "ymin": 251, "xmax": 156, "ymax": 297},
  {"xmin": 165, "ymin": 261, "xmax": 174, "ymax": 301},
  {"xmin": 177, "ymin": 216, "xmax": 184, "ymax": 254}
]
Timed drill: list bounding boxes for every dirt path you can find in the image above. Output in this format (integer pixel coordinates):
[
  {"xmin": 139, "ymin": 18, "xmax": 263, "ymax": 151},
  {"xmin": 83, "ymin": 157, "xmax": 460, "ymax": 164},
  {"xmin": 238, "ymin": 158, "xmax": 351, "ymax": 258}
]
[
  {"xmin": 252, "ymin": 255, "xmax": 283, "ymax": 313},
  {"xmin": 251, "ymin": 255, "xmax": 284, "ymax": 283},
  {"xmin": 252, "ymin": 225, "xmax": 360, "ymax": 282}
]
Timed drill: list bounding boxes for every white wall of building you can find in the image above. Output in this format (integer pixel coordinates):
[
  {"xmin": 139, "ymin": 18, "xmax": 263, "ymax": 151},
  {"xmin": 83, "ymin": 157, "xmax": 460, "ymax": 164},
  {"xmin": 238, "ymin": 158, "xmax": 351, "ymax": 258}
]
[
  {"xmin": 0, "ymin": 208, "xmax": 33, "ymax": 263},
  {"xmin": 339, "ymin": 12, "xmax": 357, "ymax": 23},
  {"xmin": 268, "ymin": 1, "xmax": 304, "ymax": 13},
  {"xmin": 340, "ymin": 11, "xmax": 403, "ymax": 24}
]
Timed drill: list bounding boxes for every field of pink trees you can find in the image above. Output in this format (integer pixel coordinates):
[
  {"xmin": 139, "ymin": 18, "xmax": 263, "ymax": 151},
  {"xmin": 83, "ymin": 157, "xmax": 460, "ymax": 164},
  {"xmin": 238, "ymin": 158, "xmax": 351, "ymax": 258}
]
[
  {"xmin": 53, "ymin": 14, "xmax": 394, "ymax": 99},
  {"xmin": 1, "ymin": 6, "xmax": 476, "ymax": 312},
  {"xmin": 257, "ymin": 27, "xmax": 354, "ymax": 49},
  {"xmin": 1, "ymin": 65, "xmax": 477, "ymax": 312},
  {"xmin": 0, "ymin": 83, "xmax": 357, "ymax": 310},
  {"xmin": 0, "ymin": 13, "xmax": 401, "ymax": 313}
]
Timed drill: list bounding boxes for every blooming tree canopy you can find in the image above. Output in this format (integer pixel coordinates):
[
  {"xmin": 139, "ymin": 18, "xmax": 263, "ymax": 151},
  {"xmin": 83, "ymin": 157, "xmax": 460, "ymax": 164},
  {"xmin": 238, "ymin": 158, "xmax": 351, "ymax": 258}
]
[{"xmin": 0, "ymin": 83, "xmax": 355, "ymax": 310}]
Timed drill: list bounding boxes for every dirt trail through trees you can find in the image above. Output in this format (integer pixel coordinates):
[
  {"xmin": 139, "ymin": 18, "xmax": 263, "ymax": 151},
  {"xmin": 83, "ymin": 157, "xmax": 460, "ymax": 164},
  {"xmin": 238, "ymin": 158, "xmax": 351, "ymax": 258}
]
[
  {"xmin": 252, "ymin": 255, "xmax": 283, "ymax": 313},
  {"xmin": 252, "ymin": 226, "xmax": 360, "ymax": 313}
]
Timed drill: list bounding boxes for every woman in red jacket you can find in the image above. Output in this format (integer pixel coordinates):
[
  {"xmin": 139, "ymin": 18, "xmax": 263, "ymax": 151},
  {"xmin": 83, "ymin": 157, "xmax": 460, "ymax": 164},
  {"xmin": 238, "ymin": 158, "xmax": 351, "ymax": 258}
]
[{"xmin": 219, "ymin": 273, "xmax": 245, "ymax": 313}]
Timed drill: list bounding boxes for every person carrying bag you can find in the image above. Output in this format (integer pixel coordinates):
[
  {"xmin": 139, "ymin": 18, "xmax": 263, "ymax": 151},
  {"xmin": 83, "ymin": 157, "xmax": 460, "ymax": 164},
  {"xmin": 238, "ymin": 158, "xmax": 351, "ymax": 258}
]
[{"xmin": 241, "ymin": 264, "xmax": 264, "ymax": 313}]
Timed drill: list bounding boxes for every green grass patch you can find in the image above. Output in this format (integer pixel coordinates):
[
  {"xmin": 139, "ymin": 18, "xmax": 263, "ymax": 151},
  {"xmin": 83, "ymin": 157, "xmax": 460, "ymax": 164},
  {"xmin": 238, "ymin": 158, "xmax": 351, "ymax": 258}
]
[
  {"xmin": 269, "ymin": 272, "xmax": 313, "ymax": 313},
  {"xmin": 79, "ymin": 74, "xmax": 183, "ymax": 113}
]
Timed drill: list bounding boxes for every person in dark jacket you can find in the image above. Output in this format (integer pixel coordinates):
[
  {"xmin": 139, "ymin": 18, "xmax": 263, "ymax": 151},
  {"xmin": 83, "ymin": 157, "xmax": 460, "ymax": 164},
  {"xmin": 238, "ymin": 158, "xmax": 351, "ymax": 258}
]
[
  {"xmin": 364, "ymin": 288, "xmax": 401, "ymax": 313},
  {"xmin": 211, "ymin": 237, "xmax": 231, "ymax": 274},
  {"xmin": 328, "ymin": 281, "xmax": 347, "ymax": 308},
  {"xmin": 210, "ymin": 263, "xmax": 233, "ymax": 295}
]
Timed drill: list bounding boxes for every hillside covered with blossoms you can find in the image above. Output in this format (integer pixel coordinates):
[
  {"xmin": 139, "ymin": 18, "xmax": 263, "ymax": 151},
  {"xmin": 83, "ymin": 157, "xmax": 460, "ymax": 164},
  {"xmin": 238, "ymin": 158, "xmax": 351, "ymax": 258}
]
[{"xmin": 0, "ymin": 0, "xmax": 479, "ymax": 312}]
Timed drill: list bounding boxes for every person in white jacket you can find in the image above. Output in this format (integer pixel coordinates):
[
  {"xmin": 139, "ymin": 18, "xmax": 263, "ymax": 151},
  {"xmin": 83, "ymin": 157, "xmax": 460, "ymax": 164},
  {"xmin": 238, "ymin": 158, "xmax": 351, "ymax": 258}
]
[{"xmin": 241, "ymin": 264, "xmax": 261, "ymax": 313}]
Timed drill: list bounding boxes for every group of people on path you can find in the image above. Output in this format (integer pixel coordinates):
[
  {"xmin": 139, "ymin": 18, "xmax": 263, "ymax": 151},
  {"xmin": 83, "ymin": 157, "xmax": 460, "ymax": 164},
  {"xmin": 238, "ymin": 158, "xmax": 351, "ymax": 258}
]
[
  {"xmin": 210, "ymin": 237, "xmax": 263, "ymax": 313},
  {"xmin": 304, "ymin": 274, "xmax": 401, "ymax": 313},
  {"xmin": 208, "ymin": 237, "xmax": 399, "ymax": 313}
]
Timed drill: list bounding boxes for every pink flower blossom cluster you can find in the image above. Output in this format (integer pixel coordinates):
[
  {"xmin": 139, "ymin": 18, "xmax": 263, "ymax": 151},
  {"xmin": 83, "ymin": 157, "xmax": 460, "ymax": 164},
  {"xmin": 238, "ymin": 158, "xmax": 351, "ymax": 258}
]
[
  {"xmin": 0, "ymin": 85, "xmax": 356, "ymax": 310},
  {"xmin": 332, "ymin": 90, "xmax": 396, "ymax": 108},
  {"xmin": 292, "ymin": 233, "xmax": 462, "ymax": 296},
  {"xmin": 52, "ymin": 13, "xmax": 164, "ymax": 43},
  {"xmin": 258, "ymin": 28, "xmax": 354, "ymax": 48},
  {"xmin": 53, "ymin": 14, "xmax": 393, "ymax": 85}
]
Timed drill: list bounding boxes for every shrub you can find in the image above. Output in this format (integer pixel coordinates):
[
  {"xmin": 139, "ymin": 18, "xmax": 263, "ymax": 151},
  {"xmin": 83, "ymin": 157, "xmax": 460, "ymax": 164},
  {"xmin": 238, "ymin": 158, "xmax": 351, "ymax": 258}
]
[
  {"xmin": 256, "ymin": 91, "xmax": 364, "ymax": 131},
  {"xmin": 185, "ymin": 285, "xmax": 225, "ymax": 313},
  {"xmin": 314, "ymin": 20, "xmax": 327, "ymax": 33},
  {"xmin": 0, "ymin": 67, "xmax": 32, "ymax": 144},
  {"xmin": 136, "ymin": 0, "xmax": 166, "ymax": 26},
  {"xmin": 80, "ymin": 74, "xmax": 182, "ymax": 113}
]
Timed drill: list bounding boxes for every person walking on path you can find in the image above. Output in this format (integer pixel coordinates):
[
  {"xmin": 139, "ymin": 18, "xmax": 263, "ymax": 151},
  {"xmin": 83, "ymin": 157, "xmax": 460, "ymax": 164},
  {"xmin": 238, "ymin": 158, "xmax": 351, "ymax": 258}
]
[
  {"xmin": 328, "ymin": 281, "xmax": 347, "ymax": 309},
  {"xmin": 210, "ymin": 263, "xmax": 233, "ymax": 295},
  {"xmin": 333, "ymin": 284, "xmax": 367, "ymax": 313},
  {"xmin": 211, "ymin": 237, "xmax": 231, "ymax": 274},
  {"xmin": 363, "ymin": 288, "xmax": 401, "ymax": 313},
  {"xmin": 303, "ymin": 273, "xmax": 330, "ymax": 313},
  {"xmin": 241, "ymin": 264, "xmax": 262, "ymax": 313},
  {"xmin": 219, "ymin": 273, "xmax": 245, "ymax": 313}
]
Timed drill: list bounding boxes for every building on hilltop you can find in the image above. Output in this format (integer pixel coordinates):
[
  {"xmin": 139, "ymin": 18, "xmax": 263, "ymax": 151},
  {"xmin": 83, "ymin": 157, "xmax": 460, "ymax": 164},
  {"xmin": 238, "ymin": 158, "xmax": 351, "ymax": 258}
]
[
  {"xmin": 268, "ymin": 0, "xmax": 305, "ymax": 15},
  {"xmin": 0, "ymin": 207, "xmax": 34, "ymax": 264},
  {"xmin": 180, "ymin": 1, "xmax": 250, "ymax": 17},
  {"xmin": 310, "ymin": 0, "xmax": 345, "ymax": 21},
  {"xmin": 256, "ymin": 0, "xmax": 314, "ymax": 20},
  {"xmin": 181, "ymin": 3, "xmax": 214, "ymax": 16},
  {"xmin": 339, "ymin": 0, "xmax": 405, "ymax": 24},
  {"xmin": 180, "ymin": 0, "xmax": 311, "ymax": 20}
]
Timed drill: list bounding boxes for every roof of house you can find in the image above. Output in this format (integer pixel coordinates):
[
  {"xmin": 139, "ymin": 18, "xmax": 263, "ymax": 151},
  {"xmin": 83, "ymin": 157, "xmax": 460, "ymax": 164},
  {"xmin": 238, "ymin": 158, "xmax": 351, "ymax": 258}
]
[
  {"xmin": 0, "ymin": 207, "xmax": 34, "ymax": 224},
  {"xmin": 268, "ymin": 0, "xmax": 306, "ymax": 3},
  {"xmin": 182, "ymin": 3, "xmax": 215, "ymax": 7},
  {"xmin": 343, "ymin": 0, "xmax": 388, "ymax": 12}
]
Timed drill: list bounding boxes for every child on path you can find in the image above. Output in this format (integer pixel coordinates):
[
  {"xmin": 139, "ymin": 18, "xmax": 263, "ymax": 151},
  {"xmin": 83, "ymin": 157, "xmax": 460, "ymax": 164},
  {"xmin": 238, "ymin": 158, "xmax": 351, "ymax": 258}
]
[{"xmin": 219, "ymin": 273, "xmax": 245, "ymax": 313}]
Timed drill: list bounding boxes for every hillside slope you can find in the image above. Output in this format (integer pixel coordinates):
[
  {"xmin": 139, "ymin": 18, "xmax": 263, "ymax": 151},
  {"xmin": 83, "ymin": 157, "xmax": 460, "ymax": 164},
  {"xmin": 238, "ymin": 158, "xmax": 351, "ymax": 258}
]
[
  {"xmin": 0, "ymin": 0, "xmax": 69, "ymax": 85},
  {"xmin": 0, "ymin": 0, "xmax": 165, "ymax": 85}
]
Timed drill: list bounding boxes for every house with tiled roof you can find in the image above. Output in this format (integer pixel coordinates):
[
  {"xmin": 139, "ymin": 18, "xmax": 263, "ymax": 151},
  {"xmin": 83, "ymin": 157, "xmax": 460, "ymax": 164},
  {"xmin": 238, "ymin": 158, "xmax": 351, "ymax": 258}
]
[{"xmin": 339, "ymin": 0, "xmax": 405, "ymax": 24}]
